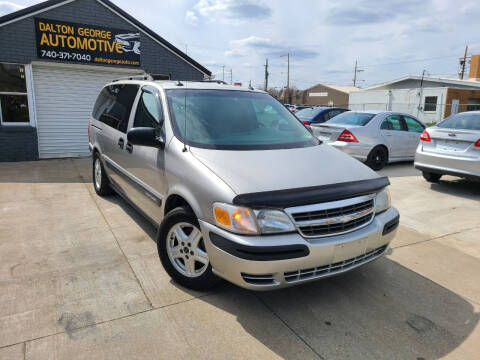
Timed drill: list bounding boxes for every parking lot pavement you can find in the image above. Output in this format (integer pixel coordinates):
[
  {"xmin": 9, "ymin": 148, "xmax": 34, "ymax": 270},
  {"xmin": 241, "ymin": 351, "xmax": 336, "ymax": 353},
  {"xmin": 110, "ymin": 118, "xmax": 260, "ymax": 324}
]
[{"xmin": 1, "ymin": 159, "xmax": 479, "ymax": 359}]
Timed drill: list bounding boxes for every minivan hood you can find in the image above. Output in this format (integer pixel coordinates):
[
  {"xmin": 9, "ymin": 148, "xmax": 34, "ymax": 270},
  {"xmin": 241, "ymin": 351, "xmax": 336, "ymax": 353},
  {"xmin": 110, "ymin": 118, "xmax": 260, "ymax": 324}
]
[{"xmin": 190, "ymin": 144, "xmax": 378, "ymax": 196}]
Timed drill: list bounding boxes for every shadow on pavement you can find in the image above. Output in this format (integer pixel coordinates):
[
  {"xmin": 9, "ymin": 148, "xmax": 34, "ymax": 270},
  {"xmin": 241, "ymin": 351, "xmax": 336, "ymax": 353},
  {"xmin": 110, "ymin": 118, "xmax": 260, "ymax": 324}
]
[
  {"xmin": 197, "ymin": 257, "xmax": 479, "ymax": 360},
  {"xmin": 377, "ymin": 161, "xmax": 420, "ymax": 178},
  {"xmin": 429, "ymin": 179, "xmax": 480, "ymax": 200}
]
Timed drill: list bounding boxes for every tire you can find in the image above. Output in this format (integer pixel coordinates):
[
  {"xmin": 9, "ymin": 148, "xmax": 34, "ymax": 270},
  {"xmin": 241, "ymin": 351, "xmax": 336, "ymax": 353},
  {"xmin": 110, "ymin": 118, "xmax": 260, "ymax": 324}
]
[
  {"xmin": 422, "ymin": 171, "xmax": 442, "ymax": 183},
  {"xmin": 157, "ymin": 207, "xmax": 220, "ymax": 290},
  {"xmin": 92, "ymin": 152, "xmax": 112, "ymax": 196},
  {"xmin": 366, "ymin": 146, "xmax": 388, "ymax": 171}
]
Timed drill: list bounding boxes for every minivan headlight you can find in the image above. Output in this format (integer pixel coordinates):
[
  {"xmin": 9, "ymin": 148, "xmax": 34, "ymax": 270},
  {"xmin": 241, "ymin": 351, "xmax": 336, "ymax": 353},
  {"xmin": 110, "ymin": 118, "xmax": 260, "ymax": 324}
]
[
  {"xmin": 375, "ymin": 188, "xmax": 391, "ymax": 214},
  {"xmin": 212, "ymin": 203, "xmax": 295, "ymax": 235}
]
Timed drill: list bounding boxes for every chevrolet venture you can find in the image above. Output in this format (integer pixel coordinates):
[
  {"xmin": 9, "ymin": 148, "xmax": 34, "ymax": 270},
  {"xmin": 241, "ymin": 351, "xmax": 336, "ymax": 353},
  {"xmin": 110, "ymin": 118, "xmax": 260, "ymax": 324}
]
[{"xmin": 88, "ymin": 78, "xmax": 400, "ymax": 290}]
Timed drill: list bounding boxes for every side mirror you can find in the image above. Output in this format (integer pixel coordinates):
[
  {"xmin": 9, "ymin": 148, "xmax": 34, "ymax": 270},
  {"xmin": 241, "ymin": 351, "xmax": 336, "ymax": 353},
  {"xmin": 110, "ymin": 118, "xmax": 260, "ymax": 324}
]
[{"xmin": 127, "ymin": 127, "xmax": 165, "ymax": 149}]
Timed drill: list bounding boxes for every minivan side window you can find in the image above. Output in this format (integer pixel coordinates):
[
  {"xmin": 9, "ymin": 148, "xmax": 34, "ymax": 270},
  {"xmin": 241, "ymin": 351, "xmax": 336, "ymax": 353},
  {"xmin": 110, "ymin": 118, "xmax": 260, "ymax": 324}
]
[
  {"xmin": 403, "ymin": 116, "xmax": 425, "ymax": 133},
  {"xmin": 92, "ymin": 84, "xmax": 139, "ymax": 133},
  {"xmin": 133, "ymin": 91, "xmax": 163, "ymax": 128}
]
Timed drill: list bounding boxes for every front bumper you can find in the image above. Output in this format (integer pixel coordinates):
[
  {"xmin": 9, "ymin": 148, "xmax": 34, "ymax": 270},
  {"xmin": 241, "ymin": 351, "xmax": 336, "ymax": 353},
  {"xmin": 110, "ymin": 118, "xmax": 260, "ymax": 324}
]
[
  {"xmin": 328, "ymin": 141, "xmax": 372, "ymax": 162},
  {"xmin": 200, "ymin": 207, "xmax": 399, "ymax": 290},
  {"xmin": 415, "ymin": 149, "xmax": 480, "ymax": 179}
]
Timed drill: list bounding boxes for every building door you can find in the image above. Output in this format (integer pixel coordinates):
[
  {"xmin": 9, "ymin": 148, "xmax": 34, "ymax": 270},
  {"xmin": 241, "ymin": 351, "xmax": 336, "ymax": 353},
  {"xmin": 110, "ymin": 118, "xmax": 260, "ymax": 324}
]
[
  {"xmin": 32, "ymin": 63, "xmax": 143, "ymax": 159},
  {"xmin": 451, "ymin": 99, "xmax": 459, "ymax": 115}
]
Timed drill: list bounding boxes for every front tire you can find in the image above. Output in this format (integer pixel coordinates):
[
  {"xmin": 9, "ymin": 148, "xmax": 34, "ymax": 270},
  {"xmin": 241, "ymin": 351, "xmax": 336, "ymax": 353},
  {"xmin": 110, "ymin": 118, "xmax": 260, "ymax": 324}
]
[
  {"xmin": 93, "ymin": 153, "xmax": 112, "ymax": 196},
  {"xmin": 157, "ymin": 207, "xmax": 219, "ymax": 290},
  {"xmin": 422, "ymin": 171, "xmax": 442, "ymax": 183},
  {"xmin": 366, "ymin": 146, "xmax": 388, "ymax": 170}
]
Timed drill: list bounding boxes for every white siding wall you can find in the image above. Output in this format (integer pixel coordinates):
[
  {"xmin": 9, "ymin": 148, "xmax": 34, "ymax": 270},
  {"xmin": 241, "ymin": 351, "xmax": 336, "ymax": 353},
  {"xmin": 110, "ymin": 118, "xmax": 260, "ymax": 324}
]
[{"xmin": 349, "ymin": 88, "xmax": 447, "ymax": 124}]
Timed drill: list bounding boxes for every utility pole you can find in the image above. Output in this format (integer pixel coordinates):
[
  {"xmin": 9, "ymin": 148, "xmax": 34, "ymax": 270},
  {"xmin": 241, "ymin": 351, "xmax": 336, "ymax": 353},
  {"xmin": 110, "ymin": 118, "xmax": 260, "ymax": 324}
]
[
  {"xmin": 287, "ymin": 53, "xmax": 290, "ymax": 91},
  {"xmin": 221, "ymin": 65, "xmax": 225, "ymax": 82},
  {"xmin": 460, "ymin": 45, "xmax": 468, "ymax": 80},
  {"xmin": 280, "ymin": 53, "xmax": 290, "ymax": 102},
  {"xmin": 264, "ymin": 58, "xmax": 269, "ymax": 91},
  {"xmin": 353, "ymin": 60, "xmax": 364, "ymax": 87},
  {"xmin": 417, "ymin": 69, "xmax": 427, "ymax": 117},
  {"xmin": 229, "ymin": 69, "xmax": 233, "ymax": 84}
]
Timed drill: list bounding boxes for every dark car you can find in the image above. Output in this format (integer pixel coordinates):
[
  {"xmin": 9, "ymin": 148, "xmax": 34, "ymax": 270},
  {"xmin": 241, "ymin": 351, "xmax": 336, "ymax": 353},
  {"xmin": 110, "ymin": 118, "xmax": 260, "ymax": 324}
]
[{"xmin": 296, "ymin": 107, "xmax": 349, "ymax": 125}]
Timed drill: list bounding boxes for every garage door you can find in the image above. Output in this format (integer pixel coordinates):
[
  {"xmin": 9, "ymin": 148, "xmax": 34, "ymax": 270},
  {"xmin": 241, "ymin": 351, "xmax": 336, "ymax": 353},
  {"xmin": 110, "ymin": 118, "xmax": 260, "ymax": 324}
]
[{"xmin": 33, "ymin": 65, "xmax": 142, "ymax": 159}]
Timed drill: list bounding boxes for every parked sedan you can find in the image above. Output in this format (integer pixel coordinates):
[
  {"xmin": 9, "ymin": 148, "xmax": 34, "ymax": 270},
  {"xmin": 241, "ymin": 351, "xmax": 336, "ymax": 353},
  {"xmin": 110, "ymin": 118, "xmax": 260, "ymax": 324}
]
[
  {"xmin": 415, "ymin": 111, "xmax": 480, "ymax": 182},
  {"xmin": 311, "ymin": 111, "xmax": 425, "ymax": 170},
  {"xmin": 296, "ymin": 106, "xmax": 349, "ymax": 125}
]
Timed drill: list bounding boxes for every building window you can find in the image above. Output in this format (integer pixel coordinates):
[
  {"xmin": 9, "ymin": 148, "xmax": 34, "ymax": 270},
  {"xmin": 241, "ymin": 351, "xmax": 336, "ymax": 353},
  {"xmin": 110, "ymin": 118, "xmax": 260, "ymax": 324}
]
[
  {"xmin": 466, "ymin": 98, "xmax": 480, "ymax": 112},
  {"xmin": 0, "ymin": 63, "xmax": 30, "ymax": 124},
  {"xmin": 424, "ymin": 96, "xmax": 437, "ymax": 112}
]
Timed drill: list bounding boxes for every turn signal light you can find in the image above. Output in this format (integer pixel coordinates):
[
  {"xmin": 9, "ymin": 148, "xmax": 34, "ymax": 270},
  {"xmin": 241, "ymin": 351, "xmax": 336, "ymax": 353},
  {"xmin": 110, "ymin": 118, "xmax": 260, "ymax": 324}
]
[
  {"xmin": 214, "ymin": 207, "xmax": 231, "ymax": 226},
  {"xmin": 338, "ymin": 129, "xmax": 358, "ymax": 142},
  {"xmin": 475, "ymin": 138, "xmax": 480, "ymax": 147},
  {"xmin": 420, "ymin": 130, "xmax": 431, "ymax": 142}
]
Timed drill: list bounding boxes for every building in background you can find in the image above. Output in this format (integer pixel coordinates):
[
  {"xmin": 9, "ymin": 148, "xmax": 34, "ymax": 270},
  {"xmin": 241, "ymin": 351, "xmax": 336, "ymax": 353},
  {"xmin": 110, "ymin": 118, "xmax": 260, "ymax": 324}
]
[
  {"xmin": 349, "ymin": 56, "xmax": 480, "ymax": 124},
  {"xmin": 0, "ymin": 0, "xmax": 210, "ymax": 161},
  {"xmin": 302, "ymin": 84, "xmax": 359, "ymax": 107}
]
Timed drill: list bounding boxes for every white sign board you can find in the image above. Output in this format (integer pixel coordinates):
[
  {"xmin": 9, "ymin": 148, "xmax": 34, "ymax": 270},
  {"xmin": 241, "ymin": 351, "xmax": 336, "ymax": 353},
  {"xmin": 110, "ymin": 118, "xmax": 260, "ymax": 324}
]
[{"xmin": 309, "ymin": 92, "xmax": 328, "ymax": 97}]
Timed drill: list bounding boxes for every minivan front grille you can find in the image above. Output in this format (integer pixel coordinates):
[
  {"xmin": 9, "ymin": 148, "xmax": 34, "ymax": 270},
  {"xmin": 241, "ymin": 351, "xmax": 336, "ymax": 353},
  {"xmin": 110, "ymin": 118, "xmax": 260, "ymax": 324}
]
[
  {"xmin": 291, "ymin": 199, "xmax": 374, "ymax": 222},
  {"xmin": 284, "ymin": 245, "xmax": 387, "ymax": 283},
  {"xmin": 285, "ymin": 194, "xmax": 376, "ymax": 238}
]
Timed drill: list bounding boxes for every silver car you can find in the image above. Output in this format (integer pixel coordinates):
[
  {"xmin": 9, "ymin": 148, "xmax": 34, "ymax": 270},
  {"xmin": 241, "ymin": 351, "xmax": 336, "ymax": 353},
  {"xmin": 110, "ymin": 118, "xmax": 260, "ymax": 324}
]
[
  {"xmin": 311, "ymin": 111, "xmax": 425, "ymax": 170},
  {"xmin": 88, "ymin": 79, "xmax": 399, "ymax": 291},
  {"xmin": 415, "ymin": 111, "xmax": 480, "ymax": 182}
]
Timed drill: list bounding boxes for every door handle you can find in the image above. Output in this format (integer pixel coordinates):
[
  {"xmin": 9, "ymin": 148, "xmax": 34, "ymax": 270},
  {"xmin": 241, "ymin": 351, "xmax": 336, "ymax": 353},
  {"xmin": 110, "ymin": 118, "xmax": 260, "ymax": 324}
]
[
  {"xmin": 118, "ymin": 138, "xmax": 125, "ymax": 149},
  {"xmin": 126, "ymin": 142, "xmax": 133, "ymax": 153}
]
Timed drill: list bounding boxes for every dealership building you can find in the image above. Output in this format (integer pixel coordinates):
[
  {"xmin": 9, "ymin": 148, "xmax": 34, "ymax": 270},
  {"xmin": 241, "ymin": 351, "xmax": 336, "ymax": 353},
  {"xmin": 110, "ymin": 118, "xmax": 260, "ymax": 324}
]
[{"xmin": 0, "ymin": 0, "xmax": 210, "ymax": 161}]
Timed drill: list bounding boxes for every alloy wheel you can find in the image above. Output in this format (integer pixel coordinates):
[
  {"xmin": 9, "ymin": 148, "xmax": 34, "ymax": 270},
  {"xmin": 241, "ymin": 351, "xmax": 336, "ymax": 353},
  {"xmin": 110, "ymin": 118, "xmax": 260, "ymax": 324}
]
[{"xmin": 166, "ymin": 222, "xmax": 209, "ymax": 278}]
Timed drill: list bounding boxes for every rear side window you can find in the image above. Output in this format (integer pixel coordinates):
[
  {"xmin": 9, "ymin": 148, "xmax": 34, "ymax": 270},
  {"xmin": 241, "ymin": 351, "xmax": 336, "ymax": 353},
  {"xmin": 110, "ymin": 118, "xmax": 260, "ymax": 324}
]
[
  {"xmin": 92, "ymin": 84, "xmax": 139, "ymax": 133},
  {"xmin": 437, "ymin": 113, "xmax": 480, "ymax": 130},
  {"xmin": 381, "ymin": 115, "xmax": 404, "ymax": 131},
  {"xmin": 403, "ymin": 116, "xmax": 425, "ymax": 132},
  {"xmin": 134, "ymin": 91, "xmax": 163, "ymax": 128},
  {"xmin": 324, "ymin": 109, "xmax": 343, "ymax": 121}
]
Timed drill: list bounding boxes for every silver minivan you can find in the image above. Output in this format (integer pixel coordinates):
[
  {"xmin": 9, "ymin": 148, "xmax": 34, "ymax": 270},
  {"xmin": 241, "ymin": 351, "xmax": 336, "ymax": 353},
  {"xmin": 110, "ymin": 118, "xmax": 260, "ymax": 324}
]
[{"xmin": 88, "ymin": 78, "xmax": 400, "ymax": 290}]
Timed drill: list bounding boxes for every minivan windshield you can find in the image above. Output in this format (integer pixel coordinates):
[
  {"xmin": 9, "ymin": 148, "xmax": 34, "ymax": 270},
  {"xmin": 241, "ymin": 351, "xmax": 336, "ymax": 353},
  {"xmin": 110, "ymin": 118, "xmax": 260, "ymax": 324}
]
[
  {"xmin": 437, "ymin": 112, "xmax": 480, "ymax": 130},
  {"xmin": 326, "ymin": 111, "xmax": 375, "ymax": 126},
  {"xmin": 166, "ymin": 89, "xmax": 319, "ymax": 150}
]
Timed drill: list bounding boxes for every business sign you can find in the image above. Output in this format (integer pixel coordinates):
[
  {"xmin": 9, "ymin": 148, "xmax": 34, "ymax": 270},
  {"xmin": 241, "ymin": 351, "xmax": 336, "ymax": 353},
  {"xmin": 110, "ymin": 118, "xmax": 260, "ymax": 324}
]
[{"xmin": 35, "ymin": 18, "xmax": 141, "ymax": 66}]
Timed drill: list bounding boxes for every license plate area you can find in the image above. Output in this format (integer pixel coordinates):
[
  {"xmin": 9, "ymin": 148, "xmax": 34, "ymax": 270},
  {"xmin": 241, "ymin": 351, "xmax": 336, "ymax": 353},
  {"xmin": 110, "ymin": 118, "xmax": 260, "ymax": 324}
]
[
  {"xmin": 333, "ymin": 237, "xmax": 367, "ymax": 263},
  {"xmin": 434, "ymin": 140, "xmax": 468, "ymax": 152}
]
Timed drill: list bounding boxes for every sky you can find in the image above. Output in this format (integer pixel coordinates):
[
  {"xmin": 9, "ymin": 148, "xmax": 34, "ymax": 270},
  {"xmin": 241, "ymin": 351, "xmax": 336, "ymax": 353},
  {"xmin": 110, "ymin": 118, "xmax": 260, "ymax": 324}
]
[{"xmin": 1, "ymin": 0, "xmax": 480, "ymax": 89}]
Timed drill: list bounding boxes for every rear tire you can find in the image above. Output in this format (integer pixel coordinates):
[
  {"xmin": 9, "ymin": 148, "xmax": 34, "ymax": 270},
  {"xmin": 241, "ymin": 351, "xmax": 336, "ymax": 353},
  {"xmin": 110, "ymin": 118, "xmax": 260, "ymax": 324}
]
[
  {"xmin": 93, "ymin": 152, "xmax": 112, "ymax": 196},
  {"xmin": 157, "ymin": 206, "xmax": 220, "ymax": 291},
  {"xmin": 367, "ymin": 146, "xmax": 388, "ymax": 171},
  {"xmin": 422, "ymin": 171, "xmax": 442, "ymax": 183}
]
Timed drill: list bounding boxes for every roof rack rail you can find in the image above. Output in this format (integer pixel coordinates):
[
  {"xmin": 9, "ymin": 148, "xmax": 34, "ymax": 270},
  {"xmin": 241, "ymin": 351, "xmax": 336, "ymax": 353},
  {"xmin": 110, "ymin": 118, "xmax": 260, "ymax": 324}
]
[
  {"xmin": 201, "ymin": 80, "xmax": 228, "ymax": 84},
  {"xmin": 112, "ymin": 73, "xmax": 171, "ymax": 82}
]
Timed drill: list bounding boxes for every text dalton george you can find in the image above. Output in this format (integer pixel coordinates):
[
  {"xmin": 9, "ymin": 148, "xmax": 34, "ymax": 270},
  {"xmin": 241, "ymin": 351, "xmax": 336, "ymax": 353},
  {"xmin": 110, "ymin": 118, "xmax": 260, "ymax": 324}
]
[{"xmin": 38, "ymin": 21, "xmax": 124, "ymax": 54}]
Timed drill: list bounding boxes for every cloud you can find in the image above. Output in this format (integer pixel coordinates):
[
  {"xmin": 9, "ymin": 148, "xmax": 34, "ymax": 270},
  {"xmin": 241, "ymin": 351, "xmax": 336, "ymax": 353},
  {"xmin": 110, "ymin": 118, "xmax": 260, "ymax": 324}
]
[
  {"xmin": 188, "ymin": 0, "xmax": 272, "ymax": 24},
  {"xmin": 225, "ymin": 36, "xmax": 317, "ymax": 59},
  {"xmin": 185, "ymin": 10, "xmax": 199, "ymax": 26},
  {"xmin": 0, "ymin": 1, "xmax": 25, "ymax": 16}
]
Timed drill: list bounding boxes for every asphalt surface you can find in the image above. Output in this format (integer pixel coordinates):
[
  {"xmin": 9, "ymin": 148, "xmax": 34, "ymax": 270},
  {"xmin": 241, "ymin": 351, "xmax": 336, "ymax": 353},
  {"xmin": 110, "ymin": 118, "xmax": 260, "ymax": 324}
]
[{"xmin": 0, "ymin": 158, "xmax": 479, "ymax": 359}]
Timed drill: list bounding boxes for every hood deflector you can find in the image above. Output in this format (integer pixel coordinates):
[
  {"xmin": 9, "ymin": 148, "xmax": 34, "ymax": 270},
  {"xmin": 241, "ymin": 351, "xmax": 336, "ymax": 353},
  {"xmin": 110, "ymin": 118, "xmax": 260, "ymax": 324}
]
[{"xmin": 232, "ymin": 177, "xmax": 390, "ymax": 208}]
